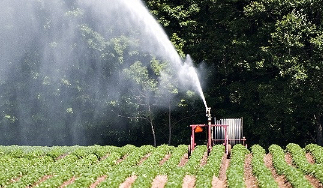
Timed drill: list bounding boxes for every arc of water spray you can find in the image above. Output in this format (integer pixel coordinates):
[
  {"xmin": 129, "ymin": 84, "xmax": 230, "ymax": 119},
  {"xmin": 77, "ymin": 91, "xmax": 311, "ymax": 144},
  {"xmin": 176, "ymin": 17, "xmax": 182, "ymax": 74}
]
[
  {"xmin": 118, "ymin": 0, "xmax": 208, "ymax": 108},
  {"xmin": 81, "ymin": 0, "xmax": 208, "ymax": 109},
  {"xmin": 190, "ymin": 67, "xmax": 208, "ymax": 109},
  {"xmin": 181, "ymin": 56, "xmax": 208, "ymax": 109}
]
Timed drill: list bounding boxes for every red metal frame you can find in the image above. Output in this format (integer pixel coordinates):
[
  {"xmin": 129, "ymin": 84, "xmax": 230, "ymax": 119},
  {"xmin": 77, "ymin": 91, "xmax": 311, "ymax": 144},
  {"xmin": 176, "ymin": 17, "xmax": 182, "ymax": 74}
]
[{"xmin": 189, "ymin": 124, "xmax": 229, "ymax": 155}]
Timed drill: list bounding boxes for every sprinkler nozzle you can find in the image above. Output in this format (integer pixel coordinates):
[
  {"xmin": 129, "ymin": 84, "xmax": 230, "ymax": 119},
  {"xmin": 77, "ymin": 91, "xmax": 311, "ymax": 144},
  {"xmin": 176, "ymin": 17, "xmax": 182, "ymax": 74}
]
[{"xmin": 206, "ymin": 107, "xmax": 211, "ymax": 118}]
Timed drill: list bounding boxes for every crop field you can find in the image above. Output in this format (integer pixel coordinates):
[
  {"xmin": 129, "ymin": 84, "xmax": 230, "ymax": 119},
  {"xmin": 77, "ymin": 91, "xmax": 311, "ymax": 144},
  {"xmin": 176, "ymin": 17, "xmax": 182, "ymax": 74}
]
[{"xmin": 0, "ymin": 143, "xmax": 322, "ymax": 188}]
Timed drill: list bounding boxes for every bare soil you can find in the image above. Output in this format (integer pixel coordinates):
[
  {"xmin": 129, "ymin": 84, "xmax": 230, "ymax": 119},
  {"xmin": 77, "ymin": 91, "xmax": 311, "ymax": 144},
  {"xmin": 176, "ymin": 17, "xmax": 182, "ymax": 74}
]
[
  {"xmin": 264, "ymin": 154, "xmax": 292, "ymax": 188},
  {"xmin": 138, "ymin": 153, "xmax": 151, "ymax": 165},
  {"xmin": 30, "ymin": 175, "xmax": 52, "ymax": 188},
  {"xmin": 56, "ymin": 153, "xmax": 68, "ymax": 160},
  {"xmin": 151, "ymin": 175, "xmax": 167, "ymax": 188},
  {"xmin": 116, "ymin": 154, "xmax": 128, "ymax": 164},
  {"xmin": 89, "ymin": 175, "xmax": 107, "ymax": 188},
  {"xmin": 212, "ymin": 154, "xmax": 229, "ymax": 188},
  {"xmin": 244, "ymin": 154, "xmax": 258, "ymax": 188},
  {"xmin": 182, "ymin": 175, "xmax": 196, "ymax": 188},
  {"xmin": 159, "ymin": 154, "xmax": 171, "ymax": 165},
  {"xmin": 305, "ymin": 152, "xmax": 315, "ymax": 164},
  {"xmin": 200, "ymin": 151, "xmax": 208, "ymax": 167},
  {"xmin": 305, "ymin": 175, "xmax": 323, "ymax": 188},
  {"xmin": 284, "ymin": 153, "xmax": 293, "ymax": 166},
  {"xmin": 119, "ymin": 175, "xmax": 137, "ymax": 188},
  {"xmin": 59, "ymin": 176, "xmax": 76, "ymax": 188},
  {"xmin": 99, "ymin": 153, "xmax": 110, "ymax": 161},
  {"xmin": 178, "ymin": 153, "xmax": 189, "ymax": 167},
  {"xmin": 305, "ymin": 153, "xmax": 323, "ymax": 188}
]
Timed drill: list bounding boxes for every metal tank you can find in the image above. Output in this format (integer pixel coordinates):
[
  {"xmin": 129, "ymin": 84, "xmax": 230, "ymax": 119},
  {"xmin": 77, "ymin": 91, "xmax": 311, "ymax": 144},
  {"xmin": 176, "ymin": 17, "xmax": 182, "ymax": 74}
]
[{"xmin": 213, "ymin": 118, "xmax": 245, "ymax": 146}]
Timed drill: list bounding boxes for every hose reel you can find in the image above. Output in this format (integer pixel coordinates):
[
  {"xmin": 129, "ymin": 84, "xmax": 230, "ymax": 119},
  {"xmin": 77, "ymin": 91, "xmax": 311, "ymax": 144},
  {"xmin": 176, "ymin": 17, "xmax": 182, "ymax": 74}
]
[{"xmin": 213, "ymin": 118, "xmax": 245, "ymax": 146}]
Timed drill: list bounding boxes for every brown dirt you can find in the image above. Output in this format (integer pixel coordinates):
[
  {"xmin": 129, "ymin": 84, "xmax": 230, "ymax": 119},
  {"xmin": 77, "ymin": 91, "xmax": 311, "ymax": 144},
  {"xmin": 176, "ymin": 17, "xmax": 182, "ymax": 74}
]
[
  {"xmin": 182, "ymin": 175, "xmax": 196, "ymax": 188},
  {"xmin": 212, "ymin": 154, "xmax": 229, "ymax": 188},
  {"xmin": 116, "ymin": 154, "xmax": 128, "ymax": 164},
  {"xmin": 304, "ymin": 153, "xmax": 323, "ymax": 187},
  {"xmin": 264, "ymin": 154, "xmax": 292, "ymax": 188},
  {"xmin": 306, "ymin": 153, "xmax": 315, "ymax": 164},
  {"xmin": 284, "ymin": 153, "xmax": 293, "ymax": 166},
  {"xmin": 159, "ymin": 154, "xmax": 171, "ymax": 165},
  {"xmin": 99, "ymin": 153, "xmax": 109, "ymax": 161},
  {"xmin": 29, "ymin": 175, "xmax": 52, "ymax": 188},
  {"xmin": 305, "ymin": 175, "xmax": 323, "ymax": 188},
  {"xmin": 59, "ymin": 176, "xmax": 76, "ymax": 188},
  {"xmin": 200, "ymin": 151, "xmax": 208, "ymax": 167},
  {"xmin": 151, "ymin": 175, "xmax": 167, "ymax": 188},
  {"xmin": 119, "ymin": 175, "xmax": 137, "ymax": 188},
  {"xmin": 244, "ymin": 154, "xmax": 258, "ymax": 188},
  {"xmin": 138, "ymin": 153, "xmax": 151, "ymax": 165},
  {"xmin": 178, "ymin": 153, "xmax": 189, "ymax": 167},
  {"xmin": 56, "ymin": 153, "xmax": 68, "ymax": 160},
  {"xmin": 9, "ymin": 175, "xmax": 22, "ymax": 184},
  {"xmin": 89, "ymin": 175, "xmax": 107, "ymax": 188}
]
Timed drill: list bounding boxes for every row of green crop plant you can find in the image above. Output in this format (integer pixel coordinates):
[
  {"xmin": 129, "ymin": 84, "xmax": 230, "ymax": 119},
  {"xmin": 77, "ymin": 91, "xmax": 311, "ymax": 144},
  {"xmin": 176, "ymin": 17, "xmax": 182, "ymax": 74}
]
[
  {"xmin": 269, "ymin": 144, "xmax": 313, "ymax": 188},
  {"xmin": 165, "ymin": 145, "xmax": 207, "ymax": 188},
  {"xmin": 42, "ymin": 144, "xmax": 139, "ymax": 187},
  {"xmin": 250, "ymin": 145, "xmax": 278, "ymax": 188},
  {"xmin": 286, "ymin": 143, "xmax": 323, "ymax": 182},
  {"xmin": 226, "ymin": 143, "xmax": 323, "ymax": 188},
  {"xmin": 97, "ymin": 145, "xmax": 154, "ymax": 187},
  {"xmin": 6, "ymin": 146, "xmax": 118, "ymax": 187},
  {"xmin": 38, "ymin": 144, "xmax": 151, "ymax": 188},
  {"xmin": 65, "ymin": 144, "xmax": 224, "ymax": 188},
  {"xmin": 1, "ymin": 145, "xmax": 134, "ymax": 187},
  {"xmin": 1, "ymin": 143, "xmax": 322, "ymax": 187},
  {"xmin": 96, "ymin": 144, "xmax": 174, "ymax": 188},
  {"xmin": 195, "ymin": 144, "xmax": 225, "ymax": 188},
  {"xmin": 226, "ymin": 144, "xmax": 250, "ymax": 188},
  {"xmin": 1, "ymin": 144, "xmax": 183, "ymax": 188},
  {"xmin": 305, "ymin": 144, "xmax": 323, "ymax": 164},
  {"xmin": 131, "ymin": 144, "xmax": 175, "ymax": 188},
  {"xmin": 224, "ymin": 143, "xmax": 323, "ymax": 188},
  {"xmin": 0, "ymin": 154, "xmax": 53, "ymax": 187},
  {"xmin": 250, "ymin": 144, "xmax": 323, "ymax": 188},
  {"xmin": 0, "ymin": 145, "xmax": 118, "ymax": 160},
  {"xmin": 66, "ymin": 145, "xmax": 139, "ymax": 187}
]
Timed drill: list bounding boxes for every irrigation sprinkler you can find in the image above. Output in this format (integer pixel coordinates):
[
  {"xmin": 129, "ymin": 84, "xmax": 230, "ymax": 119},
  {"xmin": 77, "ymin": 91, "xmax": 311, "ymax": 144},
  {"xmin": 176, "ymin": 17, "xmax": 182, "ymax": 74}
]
[{"xmin": 188, "ymin": 107, "xmax": 246, "ymax": 157}]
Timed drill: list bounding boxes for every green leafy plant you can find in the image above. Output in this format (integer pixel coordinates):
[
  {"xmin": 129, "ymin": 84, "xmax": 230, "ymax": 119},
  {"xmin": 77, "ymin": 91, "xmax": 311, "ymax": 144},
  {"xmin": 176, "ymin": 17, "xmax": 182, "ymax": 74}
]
[
  {"xmin": 286, "ymin": 143, "xmax": 323, "ymax": 182},
  {"xmin": 250, "ymin": 144, "xmax": 278, "ymax": 188},
  {"xmin": 226, "ymin": 144, "xmax": 250, "ymax": 188},
  {"xmin": 195, "ymin": 144, "xmax": 225, "ymax": 188},
  {"xmin": 269, "ymin": 144, "xmax": 312, "ymax": 188}
]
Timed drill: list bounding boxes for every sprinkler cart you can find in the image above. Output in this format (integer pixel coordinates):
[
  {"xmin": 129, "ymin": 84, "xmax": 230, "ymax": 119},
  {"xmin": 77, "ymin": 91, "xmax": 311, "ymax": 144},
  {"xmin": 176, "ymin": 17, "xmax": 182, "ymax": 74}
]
[{"xmin": 188, "ymin": 107, "xmax": 246, "ymax": 157}]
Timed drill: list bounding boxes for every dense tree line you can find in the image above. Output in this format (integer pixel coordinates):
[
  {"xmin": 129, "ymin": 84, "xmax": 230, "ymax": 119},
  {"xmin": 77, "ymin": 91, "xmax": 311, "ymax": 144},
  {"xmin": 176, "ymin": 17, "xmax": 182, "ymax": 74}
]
[
  {"xmin": 145, "ymin": 0, "xmax": 323, "ymax": 147},
  {"xmin": 0, "ymin": 0, "xmax": 321, "ymax": 147}
]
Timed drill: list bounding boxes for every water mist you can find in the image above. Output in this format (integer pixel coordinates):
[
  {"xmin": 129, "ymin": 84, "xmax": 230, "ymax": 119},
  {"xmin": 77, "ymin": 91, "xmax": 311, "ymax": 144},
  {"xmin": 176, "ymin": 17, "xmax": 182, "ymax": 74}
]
[{"xmin": 0, "ymin": 0, "xmax": 207, "ymax": 145}]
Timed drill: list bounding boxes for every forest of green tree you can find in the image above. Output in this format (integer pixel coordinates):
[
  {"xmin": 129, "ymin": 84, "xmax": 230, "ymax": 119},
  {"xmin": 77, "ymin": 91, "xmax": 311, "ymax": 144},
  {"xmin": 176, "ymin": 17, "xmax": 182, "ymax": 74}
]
[
  {"xmin": 0, "ymin": 0, "xmax": 322, "ymax": 148},
  {"xmin": 145, "ymin": 0, "xmax": 323, "ymax": 148}
]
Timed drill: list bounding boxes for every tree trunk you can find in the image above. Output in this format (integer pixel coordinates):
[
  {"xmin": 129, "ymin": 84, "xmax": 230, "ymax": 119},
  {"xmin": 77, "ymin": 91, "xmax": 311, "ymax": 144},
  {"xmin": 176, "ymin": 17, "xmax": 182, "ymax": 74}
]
[
  {"xmin": 150, "ymin": 118, "xmax": 156, "ymax": 147},
  {"xmin": 314, "ymin": 113, "xmax": 323, "ymax": 146},
  {"xmin": 148, "ymin": 104, "xmax": 156, "ymax": 147},
  {"xmin": 168, "ymin": 99, "xmax": 172, "ymax": 145}
]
